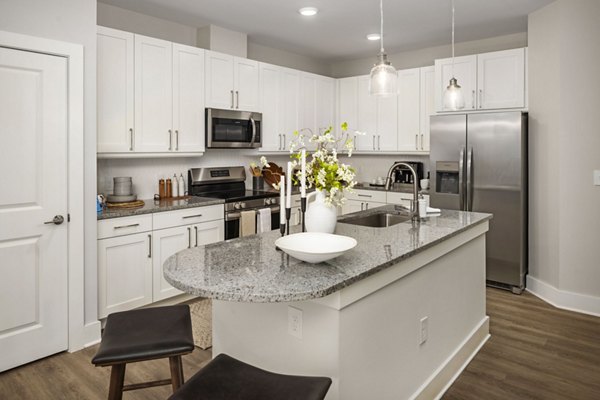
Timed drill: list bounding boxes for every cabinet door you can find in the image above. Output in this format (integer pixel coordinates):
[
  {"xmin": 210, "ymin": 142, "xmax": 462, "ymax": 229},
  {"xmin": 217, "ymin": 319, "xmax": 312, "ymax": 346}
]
[
  {"xmin": 205, "ymin": 50, "xmax": 235, "ymax": 109},
  {"xmin": 280, "ymin": 68, "xmax": 300, "ymax": 151},
  {"xmin": 259, "ymin": 63, "xmax": 282, "ymax": 151},
  {"xmin": 477, "ymin": 48, "xmax": 525, "ymax": 110},
  {"xmin": 397, "ymin": 68, "xmax": 421, "ymax": 152},
  {"xmin": 435, "ymin": 55, "xmax": 477, "ymax": 111},
  {"xmin": 98, "ymin": 232, "xmax": 152, "ymax": 318},
  {"xmin": 419, "ymin": 66, "xmax": 435, "ymax": 152},
  {"xmin": 234, "ymin": 57, "xmax": 260, "ymax": 111},
  {"xmin": 152, "ymin": 226, "xmax": 190, "ymax": 302},
  {"xmin": 337, "ymin": 77, "xmax": 358, "ymax": 138},
  {"xmin": 134, "ymin": 35, "xmax": 173, "ymax": 152},
  {"xmin": 299, "ymin": 73, "xmax": 317, "ymax": 137},
  {"xmin": 193, "ymin": 219, "xmax": 224, "ymax": 247},
  {"xmin": 316, "ymin": 76, "xmax": 335, "ymax": 135},
  {"xmin": 377, "ymin": 94, "xmax": 398, "ymax": 151},
  {"xmin": 357, "ymin": 76, "xmax": 377, "ymax": 151},
  {"xmin": 172, "ymin": 44, "xmax": 205, "ymax": 153},
  {"xmin": 97, "ymin": 27, "xmax": 134, "ymax": 153},
  {"xmin": 342, "ymin": 199, "xmax": 365, "ymax": 215}
]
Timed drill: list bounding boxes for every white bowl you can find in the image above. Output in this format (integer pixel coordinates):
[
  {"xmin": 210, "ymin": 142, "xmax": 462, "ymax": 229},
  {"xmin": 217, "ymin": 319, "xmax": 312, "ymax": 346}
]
[{"xmin": 275, "ymin": 232, "xmax": 357, "ymax": 264}]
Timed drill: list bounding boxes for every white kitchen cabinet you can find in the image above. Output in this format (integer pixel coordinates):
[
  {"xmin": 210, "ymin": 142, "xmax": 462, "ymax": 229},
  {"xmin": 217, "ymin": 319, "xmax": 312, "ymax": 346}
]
[
  {"xmin": 397, "ymin": 68, "xmax": 421, "ymax": 152},
  {"xmin": 134, "ymin": 35, "xmax": 173, "ymax": 153},
  {"xmin": 419, "ymin": 66, "xmax": 435, "ymax": 152},
  {"xmin": 172, "ymin": 44, "xmax": 205, "ymax": 152},
  {"xmin": 435, "ymin": 55, "xmax": 478, "ymax": 111},
  {"xmin": 280, "ymin": 68, "xmax": 301, "ymax": 151},
  {"xmin": 337, "ymin": 77, "xmax": 358, "ymax": 141},
  {"xmin": 477, "ymin": 48, "xmax": 525, "ymax": 109},
  {"xmin": 299, "ymin": 73, "xmax": 317, "ymax": 150},
  {"xmin": 377, "ymin": 92, "xmax": 398, "ymax": 151},
  {"xmin": 258, "ymin": 62, "xmax": 283, "ymax": 151},
  {"xmin": 205, "ymin": 50, "xmax": 259, "ymax": 111},
  {"xmin": 342, "ymin": 199, "xmax": 386, "ymax": 215},
  {"xmin": 98, "ymin": 232, "xmax": 153, "ymax": 318},
  {"xmin": 97, "ymin": 26, "xmax": 134, "ymax": 153},
  {"xmin": 316, "ymin": 75, "xmax": 336, "ymax": 135},
  {"xmin": 357, "ymin": 76, "xmax": 378, "ymax": 151}
]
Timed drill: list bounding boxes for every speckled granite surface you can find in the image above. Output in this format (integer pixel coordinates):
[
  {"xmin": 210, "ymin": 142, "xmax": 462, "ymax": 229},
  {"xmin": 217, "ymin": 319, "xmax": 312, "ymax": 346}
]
[
  {"xmin": 164, "ymin": 205, "xmax": 491, "ymax": 303},
  {"xmin": 97, "ymin": 196, "xmax": 224, "ymax": 220}
]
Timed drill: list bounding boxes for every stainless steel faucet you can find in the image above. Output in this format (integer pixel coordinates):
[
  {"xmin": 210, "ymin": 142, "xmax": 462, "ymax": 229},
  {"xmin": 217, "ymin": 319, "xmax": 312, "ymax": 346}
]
[{"xmin": 385, "ymin": 162, "xmax": 419, "ymax": 221}]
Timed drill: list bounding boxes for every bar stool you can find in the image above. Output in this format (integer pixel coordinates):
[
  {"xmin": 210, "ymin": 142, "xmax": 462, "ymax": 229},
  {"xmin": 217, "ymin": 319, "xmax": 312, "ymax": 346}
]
[
  {"xmin": 169, "ymin": 353, "xmax": 332, "ymax": 400},
  {"xmin": 92, "ymin": 305, "xmax": 195, "ymax": 400}
]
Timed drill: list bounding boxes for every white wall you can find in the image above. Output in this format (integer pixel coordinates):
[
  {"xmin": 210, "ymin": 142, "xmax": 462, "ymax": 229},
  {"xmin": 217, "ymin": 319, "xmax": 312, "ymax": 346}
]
[
  {"xmin": 528, "ymin": 0, "xmax": 600, "ymax": 312},
  {"xmin": 247, "ymin": 41, "xmax": 331, "ymax": 76},
  {"xmin": 331, "ymin": 32, "xmax": 528, "ymax": 78},
  {"xmin": 0, "ymin": 0, "xmax": 98, "ymax": 324}
]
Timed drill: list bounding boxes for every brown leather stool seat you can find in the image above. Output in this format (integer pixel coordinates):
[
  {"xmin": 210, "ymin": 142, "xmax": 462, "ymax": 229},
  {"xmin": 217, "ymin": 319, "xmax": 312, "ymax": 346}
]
[
  {"xmin": 92, "ymin": 305, "xmax": 195, "ymax": 400},
  {"xmin": 169, "ymin": 353, "xmax": 332, "ymax": 400}
]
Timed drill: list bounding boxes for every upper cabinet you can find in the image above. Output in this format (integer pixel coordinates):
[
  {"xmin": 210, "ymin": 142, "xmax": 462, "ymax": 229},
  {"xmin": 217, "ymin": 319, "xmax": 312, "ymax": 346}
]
[
  {"xmin": 97, "ymin": 27, "xmax": 205, "ymax": 156},
  {"xmin": 337, "ymin": 77, "xmax": 358, "ymax": 135},
  {"xmin": 434, "ymin": 48, "xmax": 526, "ymax": 112},
  {"xmin": 419, "ymin": 66, "xmax": 435, "ymax": 152},
  {"xmin": 258, "ymin": 62, "xmax": 282, "ymax": 152},
  {"xmin": 397, "ymin": 68, "xmax": 421, "ymax": 152},
  {"xmin": 205, "ymin": 50, "xmax": 259, "ymax": 112}
]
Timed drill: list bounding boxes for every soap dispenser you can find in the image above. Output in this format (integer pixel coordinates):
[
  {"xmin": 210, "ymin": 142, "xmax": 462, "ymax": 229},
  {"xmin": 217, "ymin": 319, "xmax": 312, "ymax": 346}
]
[{"xmin": 178, "ymin": 173, "xmax": 185, "ymax": 197}]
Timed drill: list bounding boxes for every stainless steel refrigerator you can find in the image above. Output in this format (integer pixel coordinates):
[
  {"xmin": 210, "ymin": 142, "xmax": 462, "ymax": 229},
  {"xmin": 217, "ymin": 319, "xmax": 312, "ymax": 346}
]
[{"xmin": 429, "ymin": 111, "xmax": 528, "ymax": 293}]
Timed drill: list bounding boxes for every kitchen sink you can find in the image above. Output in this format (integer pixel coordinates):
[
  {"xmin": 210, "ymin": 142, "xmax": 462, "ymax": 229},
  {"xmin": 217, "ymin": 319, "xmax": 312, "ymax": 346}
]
[{"xmin": 341, "ymin": 211, "xmax": 411, "ymax": 228}]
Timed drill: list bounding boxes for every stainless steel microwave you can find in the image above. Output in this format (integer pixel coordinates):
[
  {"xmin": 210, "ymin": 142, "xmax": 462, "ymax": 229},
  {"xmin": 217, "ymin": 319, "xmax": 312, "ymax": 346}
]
[{"xmin": 206, "ymin": 108, "xmax": 262, "ymax": 149}]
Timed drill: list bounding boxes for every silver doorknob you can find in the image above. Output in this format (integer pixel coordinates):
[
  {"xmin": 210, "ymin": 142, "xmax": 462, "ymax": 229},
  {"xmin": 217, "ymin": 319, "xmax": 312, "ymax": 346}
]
[{"xmin": 44, "ymin": 215, "xmax": 64, "ymax": 225}]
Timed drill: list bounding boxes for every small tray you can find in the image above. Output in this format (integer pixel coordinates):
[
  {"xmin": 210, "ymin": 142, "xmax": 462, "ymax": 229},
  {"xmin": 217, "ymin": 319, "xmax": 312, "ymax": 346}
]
[{"xmin": 107, "ymin": 194, "xmax": 137, "ymax": 203}]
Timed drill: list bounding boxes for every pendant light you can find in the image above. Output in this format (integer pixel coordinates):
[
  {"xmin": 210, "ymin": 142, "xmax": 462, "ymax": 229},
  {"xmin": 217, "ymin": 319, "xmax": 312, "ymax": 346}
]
[
  {"xmin": 443, "ymin": 0, "xmax": 465, "ymax": 110},
  {"xmin": 369, "ymin": 0, "xmax": 397, "ymax": 97}
]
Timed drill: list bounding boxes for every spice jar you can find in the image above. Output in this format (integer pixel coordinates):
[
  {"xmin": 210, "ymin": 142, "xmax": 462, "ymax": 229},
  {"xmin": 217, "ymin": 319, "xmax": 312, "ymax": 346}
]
[{"xmin": 158, "ymin": 179, "xmax": 166, "ymax": 199}]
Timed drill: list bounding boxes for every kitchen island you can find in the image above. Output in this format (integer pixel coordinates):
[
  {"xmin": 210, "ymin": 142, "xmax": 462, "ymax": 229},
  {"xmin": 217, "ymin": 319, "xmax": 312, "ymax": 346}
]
[{"xmin": 164, "ymin": 206, "xmax": 492, "ymax": 399}]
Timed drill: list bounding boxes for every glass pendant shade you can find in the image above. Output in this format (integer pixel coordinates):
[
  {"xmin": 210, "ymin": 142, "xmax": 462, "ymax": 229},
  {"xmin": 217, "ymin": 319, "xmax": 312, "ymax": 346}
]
[
  {"xmin": 443, "ymin": 77, "xmax": 465, "ymax": 110},
  {"xmin": 369, "ymin": 53, "xmax": 398, "ymax": 97}
]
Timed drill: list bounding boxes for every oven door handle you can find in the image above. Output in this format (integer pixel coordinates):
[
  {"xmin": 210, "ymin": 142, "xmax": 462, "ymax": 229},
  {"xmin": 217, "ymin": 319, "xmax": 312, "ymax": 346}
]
[
  {"xmin": 225, "ymin": 206, "xmax": 280, "ymax": 222},
  {"xmin": 249, "ymin": 117, "xmax": 257, "ymax": 148}
]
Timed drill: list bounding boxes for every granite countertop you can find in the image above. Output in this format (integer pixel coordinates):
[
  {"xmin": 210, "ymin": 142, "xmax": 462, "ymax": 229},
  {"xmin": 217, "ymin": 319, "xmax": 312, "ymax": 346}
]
[
  {"xmin": 163, "ymin": 205, "xmax": 492, "ymax": 303},
  {"xmin": 97, "ymin": 196, "xmax": 225, "ymax": 220},
  {"xmin": 355, "ymin": 182, "xmax": 430, "ymax": 195}
]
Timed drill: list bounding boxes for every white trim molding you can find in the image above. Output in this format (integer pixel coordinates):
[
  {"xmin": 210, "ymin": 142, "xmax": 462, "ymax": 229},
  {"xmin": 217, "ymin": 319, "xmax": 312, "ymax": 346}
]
[
  {"xmin": 527, "ymin": 275, "xmax": 600, "ymax": 317},
  {"xmin": 0, "ymin": 30, "xmax": 96, "ymax": 352}
]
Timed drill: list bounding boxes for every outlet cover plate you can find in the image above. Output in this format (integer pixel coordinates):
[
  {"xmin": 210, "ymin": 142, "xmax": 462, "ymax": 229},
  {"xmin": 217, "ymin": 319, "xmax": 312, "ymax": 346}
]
[{"xmin": 288, "ymin": 306, "xmax": 303, "ymax": 339}]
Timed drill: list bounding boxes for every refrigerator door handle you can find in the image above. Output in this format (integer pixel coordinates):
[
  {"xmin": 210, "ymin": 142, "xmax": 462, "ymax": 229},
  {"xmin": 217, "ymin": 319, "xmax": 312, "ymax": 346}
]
[
  {"xmin": 459, "ymin": 146, "xmax": 466, "ymax": 211},
  {"xmin": 466, "ymin": 147, "xmax": 474, "ymax": 211}
]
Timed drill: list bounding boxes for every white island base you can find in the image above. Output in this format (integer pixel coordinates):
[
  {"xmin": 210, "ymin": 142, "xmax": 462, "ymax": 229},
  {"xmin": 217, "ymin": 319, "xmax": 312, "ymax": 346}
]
[{"xmin": 212, "ymin": 222, "xmax": 490, "ymax": 400}]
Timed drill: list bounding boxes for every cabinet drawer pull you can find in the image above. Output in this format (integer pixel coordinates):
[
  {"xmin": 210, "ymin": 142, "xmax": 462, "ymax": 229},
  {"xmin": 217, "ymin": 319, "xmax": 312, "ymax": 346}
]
[
  {"xmin": 472, "ymin": 90, "xmax": 476, "ymax": 109},
  {"xmin": 378, "ymin": 135, "xmax": 381, "ymax": 150},
  {"xmin": 188, "ymin": 227, "xmax": 192, "ymax": 248},
  {"xmin": 420, "ymin": 134, "xmax": 424, "ymax": 150},
  {"xmin": 236, "ymin": 90, "xmax": 239, "ymax": 109},
  {"xmin": 360, "ymin": 202, "xmax": 364, "ymax": 211},
  {"xmin": 114, "ymin": 223, "xmax": 140, "ymax": 229},
  {"xmin": 479, "ymin": 89, "xmax": 483, "ymax": 109},
  {"xmin": 357, "ymin": 194, "xmax": 372, "ymax": 198},
  {"xmin": 168, "ymin": 129, "xmax": 173, "ymax": 150},
  {"xmin": 372, "ymin": 135, "xmax": 376, "ymax": 150},
  {"xmin": 182, "ymin": 214, "xmax": 203, "ymax": 219},
  {"xmin": 194, "ymin": 226, "xmax": 198, "ymax": 247},
  {"xmin": 148, "ymin": 234, "xmax": 152, "ymax": 258},
  {"xmin": 230, "ymin": 90, "xmax": 234, "ymax": 109},
  {"xmin": 175, "ymin": 130, "xmax": 179, "ymax": 151},
  {"xmin": 129, "ymin": 128, "xmax": 134, "ymax": 151}
]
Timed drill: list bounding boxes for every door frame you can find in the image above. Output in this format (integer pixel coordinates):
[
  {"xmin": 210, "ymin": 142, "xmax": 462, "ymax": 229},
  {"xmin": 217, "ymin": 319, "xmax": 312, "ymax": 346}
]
[{"xmin": 0, "ymin": 30, "xmax": 88, "ymax": 352}]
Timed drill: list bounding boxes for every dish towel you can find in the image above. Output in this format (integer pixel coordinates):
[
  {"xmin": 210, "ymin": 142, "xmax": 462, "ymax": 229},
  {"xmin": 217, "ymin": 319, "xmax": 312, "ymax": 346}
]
[
  {"xmin": 256, "ymin": 208, "xmax": 272, "ymax": 234},
  {"xmin": 240, "ymin": 210, "xmax": 256, "ymax": 237}
]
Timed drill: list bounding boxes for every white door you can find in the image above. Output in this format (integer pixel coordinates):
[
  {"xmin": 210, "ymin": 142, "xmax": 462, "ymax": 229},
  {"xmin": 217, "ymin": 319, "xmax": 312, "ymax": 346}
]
[
  {"xmin": 152, "ymin": 226, "xmax": 189, "ymax": 302},
  {"xmin": 0, "ymin": 47, "xmax": 68, "ymax": 372},
  {"xmin": 98, "ymin": 232, "xmax": 153, "ymax": 318},
  {"xmin": 205, "ymin": 50, "xmax": 234, "ymax": 109},
  {"xmin": 259, "ymin": 63, "xmax": 282, "ymax": 151},
  {"xmin": 280, "ymin": 68, "xmax": 300, "ymax": 151},
  {"xmin": 398, "ymin": 68, "xmax": 421, "ymax": 152},
  {"xmin": 477, "ymin": 48, "xmax": 525, "ymax": 110},
  {"xmin": 376, "ymin": 94, "xmax": 398, "ymax": 151},
  {"xmin": 135, "ymin": 35, "xmax": 173, "ymax": 152},
  {"xmin": 435, "ymin": 55, "xmax": 477, "ymax": 111},
  {"xmin": 97, "ymin": 27, "xmax": 134, "ymax": 153},
  {"xmin": 419, "ymin": 66, "xmax": 435, "ymax": 152},
  {"xmin": 357, "ymin": 76, "xmax": 377, "ymax": 151},
  {"xmin": 172, "ymin": 44, "xmax": 205, "ymax": 153},
  {"xmin": 193, "ymin": 220, "xmax": 224, "ymax": 247},
  {"xmin": 234, "ymin": 57, "xmax": 259, "ymax": 111}
]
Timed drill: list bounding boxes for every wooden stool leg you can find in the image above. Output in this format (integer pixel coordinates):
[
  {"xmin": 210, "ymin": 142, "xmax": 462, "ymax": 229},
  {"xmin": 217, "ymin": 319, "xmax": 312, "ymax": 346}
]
[
  {"xmin": 108, "ymin": 363, "xmax": 126, "ymax": 400},
  {"xmin": 169, "ymin": 355, "xmax": 185, "ymax": 392}
]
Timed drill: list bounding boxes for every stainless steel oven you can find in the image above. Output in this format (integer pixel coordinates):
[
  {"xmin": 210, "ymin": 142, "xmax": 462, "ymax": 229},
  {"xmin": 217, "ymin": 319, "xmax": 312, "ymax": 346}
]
[
  {"xmin": 206, "ymin": 108, "xmax": 262, "ymax": 149},
  {"xmin": 224, "ymin": 199, "xmax": 280, "ymax": 240}
]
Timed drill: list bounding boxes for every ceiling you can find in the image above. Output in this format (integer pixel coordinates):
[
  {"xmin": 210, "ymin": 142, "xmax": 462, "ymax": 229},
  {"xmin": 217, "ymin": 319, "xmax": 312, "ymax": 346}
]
[{"xmin": 98, "ymin": 0, "xmax": 553, "ymax": 62}]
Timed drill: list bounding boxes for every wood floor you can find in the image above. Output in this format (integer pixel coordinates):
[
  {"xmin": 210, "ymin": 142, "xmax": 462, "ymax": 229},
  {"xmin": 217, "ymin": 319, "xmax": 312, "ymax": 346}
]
[{"xmin": 0, "ymin": 288, "xmax": 599, "ymax": 399}]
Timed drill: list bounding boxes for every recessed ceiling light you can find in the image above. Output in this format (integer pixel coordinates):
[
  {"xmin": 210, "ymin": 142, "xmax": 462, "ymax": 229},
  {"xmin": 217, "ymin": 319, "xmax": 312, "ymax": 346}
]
[
  {"xmin": 299, "ymin": 7, "xmax": 318, "ymax": 16},
  {"xmin": 367, "ymin": 33, "xmax": 381, "ymax": 41}
]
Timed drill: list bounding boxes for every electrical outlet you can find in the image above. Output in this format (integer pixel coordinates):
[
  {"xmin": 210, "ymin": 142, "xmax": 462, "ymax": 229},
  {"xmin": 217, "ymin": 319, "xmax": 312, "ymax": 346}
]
[
  {"xmin": 594, "ymin": 170, "xmax": 600, "ymax": 186},
  {"xmin": 288, "ymin": 306, "xmax": 303, "ymax": 339},
  {"xmin": 420, "ymin": 316, "xmax": 429, "ymax": 345}
]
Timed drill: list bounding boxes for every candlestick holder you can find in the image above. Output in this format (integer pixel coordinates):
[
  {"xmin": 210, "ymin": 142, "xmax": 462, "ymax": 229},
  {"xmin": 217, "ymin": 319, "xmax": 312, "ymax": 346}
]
[
  {"xmin": 285, "ymin": 207, "xmax": 291, "ymax": 235},
  {"xmin": 279, "ymin": 223, "xmax": 286, "ymax": 236},
  {"xmin": 300, "ymin": 197, "xmax": 307, "ymax": 232}
]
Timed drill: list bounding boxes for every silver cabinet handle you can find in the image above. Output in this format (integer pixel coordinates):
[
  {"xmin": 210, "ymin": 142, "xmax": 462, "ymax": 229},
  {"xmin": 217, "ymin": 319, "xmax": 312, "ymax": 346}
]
[
  {"xmin": 230, "ymin": 90, "xmax": 234, "ymax": 108},
  {"xmin": 147, "ymin": 234, "xmax": 152, "ymax": 258},
  {"xmin": 479, "ymin": 89, "xmax": 483, "ymax": 109},
  {"xmin": 357, "ymin": 194, "xmax": 372, "ymax": 198},
  {"xmin": 168, "ymin": 129, "xmax": 173, "ymax": 150},
  {"xmin": 187, "ymin": 227, "xmax": 192, "ymax": 248},
  {"xmin": 415, "ymin": 134, "xmax": 419, "ymax": 150},
  {"xmin": 283, "ymin": 134, "xmax": 286, "ymax": 150},
  {"xmin": 472, "ymin": 90, "xmax": 476, "ymax": 109},
  {"xmin": 129, "ymin": 128, "xmax": 133, "ymax": 151},
  {"xmin": 44, "ymin": 215, "xmax": 64, "ymax": 225},
  {"xmin": 114, "ymin": 223, "xmax": 139, "ymax": 229},
  {"xmin": 378, "ymin": 135, "xmax": 381, "ymax": 150},
  {"xmin": 366, "ymin": 203, "xmax": 369, "ymax": 210},
  {"xmin": 175, "ymin": 130, "xmax": 179, "ymax": 151},
  {"xmin": 194, "ymin": 226, "xmax": 198, "ymax": 247},
  {"xmin": 420, "ymin": 134, "xmax": 424, "ymax": 150},
  {"xmin": 182, "ymin": 214, "xmax": 203, "ymax": 219},
  {"xmin": 372, "ymin": 135, "xmax": 376, "ymax": 150},
  {"xmin": 360, "ymin": 202, "xmax": 364, "ymax": 211},
  {"xmin": 236, "ymin": 90, "xmax": 239, "ymax": 109}
]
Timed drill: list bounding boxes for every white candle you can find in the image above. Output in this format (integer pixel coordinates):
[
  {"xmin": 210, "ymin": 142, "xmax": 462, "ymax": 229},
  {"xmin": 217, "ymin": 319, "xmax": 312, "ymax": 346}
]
[
  {"xmin": 286, "ymin": 161, "xmax": 292, "ymax": 208},
  {"xmin": 301, "ymin": 149, "xmax": 306, "ymax": 198},
  {"xmin": 280, "ymin": 176, "xmax": 286, "ymax": 225}
]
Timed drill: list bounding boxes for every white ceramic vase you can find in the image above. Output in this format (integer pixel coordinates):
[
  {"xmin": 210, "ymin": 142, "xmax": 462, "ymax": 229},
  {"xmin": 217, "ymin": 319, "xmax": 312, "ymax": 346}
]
[{"xmin": 305, "ymin": 190, "xmax": 337, "ymax": 234}]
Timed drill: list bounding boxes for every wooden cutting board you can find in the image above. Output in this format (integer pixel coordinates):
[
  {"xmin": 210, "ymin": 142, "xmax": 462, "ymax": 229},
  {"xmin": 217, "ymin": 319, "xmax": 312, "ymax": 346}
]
[{"xmin": 105, "ymin": 200, "xmax": 145, "ymax": 209}]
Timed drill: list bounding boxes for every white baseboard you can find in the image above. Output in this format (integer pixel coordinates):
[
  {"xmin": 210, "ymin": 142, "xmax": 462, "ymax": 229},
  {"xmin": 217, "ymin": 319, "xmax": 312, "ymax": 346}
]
[
  {"xmin": 82, "ymin": 321, "xmax": 102, "ymax": 348},
  {"xmin": 412, "ymin": 316, "xmax": 491, "ymax": 400},
  {"xmin": 527, "ymin": 275, "xmax": 600, "ymax": 317}
]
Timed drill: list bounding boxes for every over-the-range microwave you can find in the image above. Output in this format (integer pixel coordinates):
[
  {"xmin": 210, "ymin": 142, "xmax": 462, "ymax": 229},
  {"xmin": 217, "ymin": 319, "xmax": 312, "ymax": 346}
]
[{"xmin": 205, "ymin": 108, "xmax": 262, "ymax": 149}]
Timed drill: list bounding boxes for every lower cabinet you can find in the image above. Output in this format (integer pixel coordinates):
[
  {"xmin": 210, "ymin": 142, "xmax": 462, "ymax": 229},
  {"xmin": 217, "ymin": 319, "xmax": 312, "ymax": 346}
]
[
  {"xmin": 340, "ymin": 190, "xmax": 431, "ymax": 216},
  {"xmin": 342, "ymin": 199, "xmax": 386, "ymax": 215}
]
